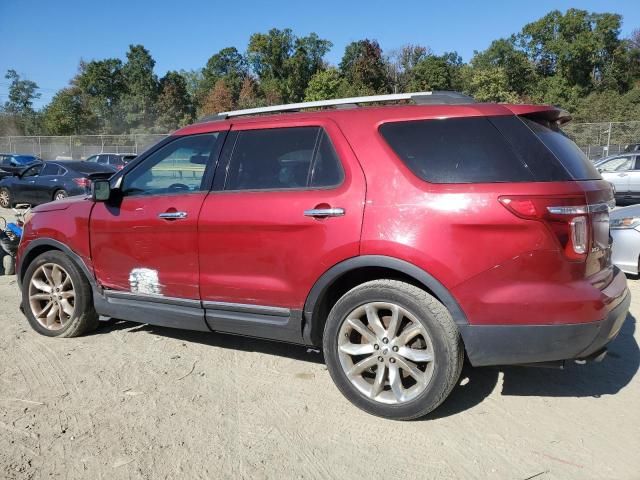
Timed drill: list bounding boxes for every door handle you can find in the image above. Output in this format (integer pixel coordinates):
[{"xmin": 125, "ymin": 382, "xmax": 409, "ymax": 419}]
[
  {"xmin": 158, "ymin": 211, "xmax": 188, "ymax": 220},
  {"xmin": 618, "ymin": 173, "xmax": 628, "ymax": 177},
  {"xmin": 304, "ymin": 207, "xmax": 345, "ymax": 218}
]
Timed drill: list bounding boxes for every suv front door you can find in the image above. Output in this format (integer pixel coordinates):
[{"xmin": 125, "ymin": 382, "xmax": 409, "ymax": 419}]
[
  {"xmin": 197, "ymin": 119, "xmax": 366, "ymax": 342},
  {"xmin": 90, "ymin": 130, "xmax": 227, "ymax": 299}
]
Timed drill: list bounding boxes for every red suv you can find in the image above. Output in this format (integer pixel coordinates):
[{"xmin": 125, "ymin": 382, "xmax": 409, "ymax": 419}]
[{"xmin": 15, "ymin": 92, "xmax": 630, "ymax": 420}]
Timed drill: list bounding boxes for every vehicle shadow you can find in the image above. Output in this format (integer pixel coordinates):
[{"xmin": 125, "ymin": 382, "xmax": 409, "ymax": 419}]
[
  {"xmin": 95, "ymin": 314, "xmax": 639, "ymax": 418},
  {"xmin": 427, "ymin": 313, "xmax": 639, "ymax": 420},
  {"xmin": 95, "ymin": 318, "xmax": 326, "ymax": 365}
]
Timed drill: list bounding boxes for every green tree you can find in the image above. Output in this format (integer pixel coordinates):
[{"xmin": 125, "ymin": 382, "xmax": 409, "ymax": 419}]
[
  {"xmin": 203, "ymin": 47, "xmax": 247, "ymax": 99},
  {"xmin": 408, "ymin": 52, "xmax": 464, "ymax": 92},
  {"xmin": 247, "ymin": 28, "xmax": 331, "ymax": 102},
  {"xmin": 470, "ymin": 38, "xmax": 534, "ymax": 95},
  {"xmin": 74, "ymin": 58, "xmax": 126, "ymax": 132},
  {"xmin": 120, "ymin": 44, "xmax": 159, "ymax": 131},
  {"xmin": 462, "ymin": 67, "xmax": 520, "ymax": 103},
  {"xmin": 304, "ymin": 68, "xmax": 349, "ymax": 101},
  {"xmin": 339, "ymin": 39, "xmax": 390, "ymax": 94},
  {"xmin": 2, "ymin": 70, "xmax": 41, "ymax": 135},
  {"xmin": 156, "ymin": 71, "xmax": 194, "ymax": 131},
  {"xmin": 4, "ymin": 69, "xmax": 41, "ymax": 113},
  {"xmin": 518, "ymin": 9, "xmax": 625, "ymax": 90},
  {"xmin": 42, "ymin": 87, "xmax": 96, "ymax": 135}
]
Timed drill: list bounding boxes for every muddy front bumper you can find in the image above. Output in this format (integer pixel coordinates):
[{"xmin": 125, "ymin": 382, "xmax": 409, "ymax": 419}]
[{"xmin": 459, "ymin": 287, "xmax": 631, "ymax": 367}]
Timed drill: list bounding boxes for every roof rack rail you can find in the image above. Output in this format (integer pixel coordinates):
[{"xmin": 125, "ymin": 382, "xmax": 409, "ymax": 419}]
[{"xmin": 200, "ymin": 91, "xmax": 474, "ymax": 121}]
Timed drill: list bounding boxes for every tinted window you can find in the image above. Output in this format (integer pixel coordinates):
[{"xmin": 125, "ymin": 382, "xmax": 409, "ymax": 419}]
[
  {"xmin": 22, "ymin": 164, "xmax": 42, "ymax": 177},
  {"xmin": 225, "ymin": 127, "xmax": 342, "ymax": 191},
  {"xmin": 0, "ymin": 156, "xmax": 8, "ymax": 166},
  {"xmin": 521, "ymin": 118, "xmax": 600, "ymax": 180},
  {"xmin": 380, "ymin": 117, "xmax": 536, "ymax": 183},
  {"xmin": 86, "ymin": 155, "xmax": 98, "ymax": 163},
  {"xmin": 41, "ymin": 163, "xmax": 62, "ymax": 176},
  {"xmin": 122, "ymin": 134, "xmax": 217, "ymax": 196},
  {"xmin": 310, "ymin": 131, "xmax": 344, "ymax": 187}
]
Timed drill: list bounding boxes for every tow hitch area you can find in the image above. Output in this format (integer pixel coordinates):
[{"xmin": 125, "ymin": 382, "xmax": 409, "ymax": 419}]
[{"xmin": 575, "ymin": 348, "xmax": 608, "ymax": 364}]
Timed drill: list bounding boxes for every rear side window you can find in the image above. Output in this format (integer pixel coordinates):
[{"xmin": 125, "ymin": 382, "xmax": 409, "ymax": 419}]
[
  {"xmin": 380, "ymin": 116, "xmax": 598, "ymax": 183},
  {"xmin": 41, "ymin": 164, "xmax": 62, "ymax": 176},
  {"xmin": 225, "ymin": 127, "xmax": 343, "ymax": 191},
  {"xmin": 520, "ymin": 118, "xmax": 600, "ymax": 180},
  {"xmin": 380, "ymin": 117, "xmax": 537, "ymax": 183}
]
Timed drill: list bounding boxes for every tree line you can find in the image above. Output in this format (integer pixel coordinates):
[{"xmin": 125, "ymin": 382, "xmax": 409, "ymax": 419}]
[{"xmin": 1, "ymin": 8, "xmax": 639, "ymax": 137}]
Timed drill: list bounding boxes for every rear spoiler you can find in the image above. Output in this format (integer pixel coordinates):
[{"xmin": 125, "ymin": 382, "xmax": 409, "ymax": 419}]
[{"xmin": 505, "ymin": 105, "xmax": 572, "ymax": 126}]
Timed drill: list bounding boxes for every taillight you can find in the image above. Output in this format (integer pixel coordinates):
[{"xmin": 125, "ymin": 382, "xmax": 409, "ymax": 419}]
[
  {"xmin": 499, "ymin": 195, "xmax": 590, "ymax": 261},
  {"xmin": 73, "ymin": 177, "xmax": 91, "ymax": 189}
]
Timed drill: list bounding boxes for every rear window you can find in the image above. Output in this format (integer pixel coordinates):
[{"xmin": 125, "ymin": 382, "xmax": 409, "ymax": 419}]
[
  {"xmin": 520, "ymin": 118, "xmax": 600, "ymax": 180},
  {"xmin": 379, "ymin": 116, "xmax": 598, "ymax": 183}
]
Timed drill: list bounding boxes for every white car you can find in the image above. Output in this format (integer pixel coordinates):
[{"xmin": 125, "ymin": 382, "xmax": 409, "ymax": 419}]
[{"xmin": 598, "ymin": 153, "xmax": 640, "ymax": 203}]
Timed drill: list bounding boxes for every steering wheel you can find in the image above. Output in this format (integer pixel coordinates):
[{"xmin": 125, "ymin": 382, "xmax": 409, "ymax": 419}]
[{"xmin": 168, "ymin": 183, "xmax": 190, "ymax": 191}]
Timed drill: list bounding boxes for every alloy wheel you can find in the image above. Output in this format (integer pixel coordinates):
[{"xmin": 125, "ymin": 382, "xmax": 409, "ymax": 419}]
[
  {"xmin": 0, "ymin": 189, "xmax": 9, "ymax": 208},
  {"xmin": 337, "ymin": 302, "xmax": 435, "ymax": 404},
  {"xmin": 28, "ymin": 263, "xmax": 76, "ymax": 331}
]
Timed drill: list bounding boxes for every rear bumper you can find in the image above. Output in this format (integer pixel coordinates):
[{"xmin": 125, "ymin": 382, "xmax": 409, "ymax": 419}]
[{"xmin": 460, "ymin": 287, "xmax": 630, "ymax": 367}]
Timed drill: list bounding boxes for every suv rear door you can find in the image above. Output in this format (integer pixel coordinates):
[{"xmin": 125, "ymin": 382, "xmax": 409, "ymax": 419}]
[{"xmin": 197, "ymin": 118, "xmax": 365, "ymax": 342}]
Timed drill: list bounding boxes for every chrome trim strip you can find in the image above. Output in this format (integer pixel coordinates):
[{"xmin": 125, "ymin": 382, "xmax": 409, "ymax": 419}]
[
  {"xmin": 104, "ymin": 290, "xmax": 201, "ymax": 308},
  {"xmin": 202, "ymin": 300, "xmax": 290, "ymax": 317},
  {"xmin": 547, "ymin": 201, "xmax": 614, "ymax": 215}
]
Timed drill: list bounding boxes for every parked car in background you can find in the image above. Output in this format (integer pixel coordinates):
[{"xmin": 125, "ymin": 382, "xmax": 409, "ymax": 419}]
[
  {"xmin": 0, "ymin": 161, "xmax": 115, "ymax": 208},
  {"xmin": 597, "ymin": 153, "xmax": 640, "ymax": 203},
  {"xmin": 623, "ymin": 143, "xmax": 640, "ymax": 153},
  {"xmin": 0, "ymin": 154, "xmax": 42, "ymax": 179},
  {"xmin": 14, "ymin": 92, "xmax": 629, "ymax": 420},
  {"xmin": 610, "ymin": 204, "xmax": 640, "ymax": 275},
  {"xmin": 85, "ymin": 153, "xmax": 136, "ymax": 170}
]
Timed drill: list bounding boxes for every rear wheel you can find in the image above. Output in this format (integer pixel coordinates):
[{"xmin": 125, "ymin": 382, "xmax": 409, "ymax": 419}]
[
  {"xmin": 0, "ymin": 187, "xmax": 12, "ymax": 208},
  {"xmin": 22, "ymin": 251, "xmax": 98, "ymax": 337},
  {"xmin": 53, "ymin": 189, "xmax": 68, "ymax": 201},
  {"xmin": 323, "ymin": 279, "xmax": 463, "ymax": 420}
]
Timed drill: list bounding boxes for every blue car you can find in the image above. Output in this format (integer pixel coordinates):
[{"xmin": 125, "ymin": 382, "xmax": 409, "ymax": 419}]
[
  {"xmin": 0, "ymin": 161, "xmax": 115, "ymax": 208},
  {"xmin": 0, "ymin": 153, "xmax": 42, "ymax": 180}
]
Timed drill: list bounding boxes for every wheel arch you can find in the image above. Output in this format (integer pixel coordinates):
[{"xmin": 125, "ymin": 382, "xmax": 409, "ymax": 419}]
[
  {"xmin": 302, "ymin": 255, "xmax": 468, "ymax": 346},
  {"xmin": 18, "ymin": 238, "xmax": 97, "ymax": 290}
]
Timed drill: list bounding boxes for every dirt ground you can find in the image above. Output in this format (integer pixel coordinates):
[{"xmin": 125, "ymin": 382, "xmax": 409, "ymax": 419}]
[{"xmin": 0, "ymin": 209, "xmax": 639, "ymax": 480}]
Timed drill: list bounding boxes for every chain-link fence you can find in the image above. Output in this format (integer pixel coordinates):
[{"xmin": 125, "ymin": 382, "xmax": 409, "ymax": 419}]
[
  {"xmin": 1, "ymin": 122, "xmax": 639, "ymax": 161},
  {"xmin": 564, "ymin": 121, "xmax": 640, "ymax": 160},
  {"xmin": 0, "ymin": 134, "xmax": 168, "ymax": 160}
]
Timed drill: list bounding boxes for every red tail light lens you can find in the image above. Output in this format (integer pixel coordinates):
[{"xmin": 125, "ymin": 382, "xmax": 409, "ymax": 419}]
[
  {"xmin": 499, "ymin": 195, "xmax": 589, "ymax": 261},
  {"xmin": 73, "ymin": 177, "xmax": 91, "ymax": 189}
]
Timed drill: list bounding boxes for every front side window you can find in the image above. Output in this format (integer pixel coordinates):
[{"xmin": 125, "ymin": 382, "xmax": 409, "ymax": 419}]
[
  {"xmin": 122, "ymin": 133, "xmax": 218, "ymax": 196},
  {"xmin": 225, "ymin": 127, "xmax": 343, "ymax": 191},
  {"xmin": 22, "ymin": 164, "xmax": 42, "ymax": 177}
]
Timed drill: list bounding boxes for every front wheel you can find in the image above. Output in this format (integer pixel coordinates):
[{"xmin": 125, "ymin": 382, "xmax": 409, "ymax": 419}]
[
  {"xmin": 22, "ymin": 250, "xmax": 98, "ymax": 337},
  {"xmin": 323, "ymin": 280, "xmax": 463, "ymax": 420}
]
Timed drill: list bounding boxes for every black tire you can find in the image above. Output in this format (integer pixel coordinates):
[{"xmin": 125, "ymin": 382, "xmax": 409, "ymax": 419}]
[
  {"xmin": 21, "ymin": 250, "xmax": 98, "ymax": 337},
  {"xmin": 0, "ymin": 187, "xmax": 13, "ymax": 208},
  {"xmin": 53, "ymin": 189, "xmax": 68, "ymax": 201},
  {"xmin": 323, "ymin": 279, "xmax": 463, "ymax": 420}
]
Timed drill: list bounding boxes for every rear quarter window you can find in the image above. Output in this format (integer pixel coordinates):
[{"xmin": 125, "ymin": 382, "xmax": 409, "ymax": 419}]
[
  {"xmin": 379, "ymin": 116, "xmax": 596, "ymax": 183},
  {"xmin": 379, "ymin": 117, "xmax": 538, "ymax": 183}
]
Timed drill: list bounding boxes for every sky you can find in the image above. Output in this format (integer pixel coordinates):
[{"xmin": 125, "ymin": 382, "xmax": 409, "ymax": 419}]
[{"xmin": 1, "ymin": 0, "xmax": 639, "ymax": 109}]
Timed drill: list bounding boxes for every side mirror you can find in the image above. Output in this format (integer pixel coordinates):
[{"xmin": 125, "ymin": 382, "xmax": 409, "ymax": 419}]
[{"xmin": 92, "ymin": 179, "xmax": 111, "ymax": 202}]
